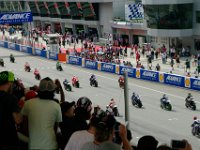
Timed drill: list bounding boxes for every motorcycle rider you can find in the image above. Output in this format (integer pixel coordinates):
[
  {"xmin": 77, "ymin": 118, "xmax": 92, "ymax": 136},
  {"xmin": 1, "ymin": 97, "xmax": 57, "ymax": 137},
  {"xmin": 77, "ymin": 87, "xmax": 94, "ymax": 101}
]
[
  {"xmin": 24, "ymin": 62, "xmax": 30, "ymax": 70},
  {"xmin": 160, "ymin": 94, "xmax": 169, "ymax": 105},
  {"xmin": 118, "ymin": 76, "xmax": 124, "ymax": 87},
  {"xmin": 63, "ymin": 79, "xmax": 69, "ymax": 85},
  {"xmin": 56, "ymin": 61, "xmax": 61, "ymax": 70},
  {"xmin": 191, "ymin": 116, "xmax": 200, "ymax": 135},
  {"xmin": 0, "ymin": 58, "xmax": 4, "ymax": 65},
  {"xmin": 108, "ymin": 98, "xmax": 116, "ymax": 109},
  {"xmin": 34, "ymin": 68, "xmax": 40, "ymax": 76},
  {"xmin": 10, "ymin": 53, "xmax": 14, "ymax": 61},
  {"xmin": 186, "ymin": 93, "xmax": 193, "ymax": 103},
  {"xmin": 90, "ymin": 74, "xmax": 96, "ymax": 83},
  {"xmin": 72, "ymin": 76, "xmax": 78, "ymax": 85},
  {"xmin": 131, "ymin": 92, "xmax": 140, "ymax": 102}
]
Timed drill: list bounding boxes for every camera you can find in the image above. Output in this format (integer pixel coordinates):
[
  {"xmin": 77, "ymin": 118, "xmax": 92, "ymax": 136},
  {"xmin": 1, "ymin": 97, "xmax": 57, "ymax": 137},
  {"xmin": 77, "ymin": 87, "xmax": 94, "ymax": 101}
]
[{"xmin": 171, "ymin": 140, "xmax": 186, "ymax": 149}]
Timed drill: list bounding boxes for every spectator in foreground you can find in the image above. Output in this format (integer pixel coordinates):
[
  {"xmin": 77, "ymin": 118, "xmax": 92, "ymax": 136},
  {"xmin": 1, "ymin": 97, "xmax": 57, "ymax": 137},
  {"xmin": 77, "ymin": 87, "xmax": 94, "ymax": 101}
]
[
  {"xmin": 82, "ymin": 110, "xmax": 133, "ymax": 150},
  {"xmin": 61, "ymin": 97, "xmax": 93, "ymax": 145},
  {"xmin": 21, "ymin": 77, "xmax": 62, "ymax": 150},
  {"xmin": 59, "ymin": 101, "xmax": 75, "ymax": 150},
  {"xmin": 65, "ymin": 106, "xmax": 102, "ymax": 150},
  {"xmin": 0, "ymin": 71, "xmax": 22, "ymax": 150},
  {"xmin": 137, "ymin": 135, "xmax": 158, "ymax": 150}
]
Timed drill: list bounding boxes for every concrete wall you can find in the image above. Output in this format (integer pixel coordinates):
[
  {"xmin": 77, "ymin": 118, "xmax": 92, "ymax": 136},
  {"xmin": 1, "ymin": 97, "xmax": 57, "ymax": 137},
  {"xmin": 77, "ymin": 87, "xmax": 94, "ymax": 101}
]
[{"xmin": 99, "ymin": 2, "xmax": 113, "ymax": 35}]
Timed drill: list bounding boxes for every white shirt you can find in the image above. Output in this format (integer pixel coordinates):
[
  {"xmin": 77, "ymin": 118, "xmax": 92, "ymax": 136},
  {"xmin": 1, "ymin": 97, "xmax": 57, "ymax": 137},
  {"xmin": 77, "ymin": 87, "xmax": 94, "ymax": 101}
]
[
  {"xmin": 21, "ymin": 98, "xmax": 62, "ymax": 149},
  {"xmin": 65, "ymin": 130, "xmax": 94, "ymax": 150}
]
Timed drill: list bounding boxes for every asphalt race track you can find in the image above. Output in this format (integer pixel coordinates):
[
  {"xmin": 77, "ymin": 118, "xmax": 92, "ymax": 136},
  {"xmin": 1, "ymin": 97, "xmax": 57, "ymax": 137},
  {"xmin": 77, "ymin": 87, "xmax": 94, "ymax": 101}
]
[{"xmin": 0, "ymin": 47, "xmax": 200, "ymax": 149}]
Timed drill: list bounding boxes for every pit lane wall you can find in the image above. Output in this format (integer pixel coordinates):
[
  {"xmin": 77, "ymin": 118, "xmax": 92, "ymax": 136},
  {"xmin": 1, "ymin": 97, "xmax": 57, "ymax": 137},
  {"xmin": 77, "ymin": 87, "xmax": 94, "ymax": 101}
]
[{"xmin": 0, "ymin": 40, "xmax": 199, "ymax": 91}]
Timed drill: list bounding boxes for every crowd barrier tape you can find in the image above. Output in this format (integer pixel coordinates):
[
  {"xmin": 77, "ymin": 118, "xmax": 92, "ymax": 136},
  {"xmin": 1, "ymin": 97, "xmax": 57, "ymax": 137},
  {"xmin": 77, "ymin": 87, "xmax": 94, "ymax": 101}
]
[
  {"xmin": 68, "ymin": 56, "xmax": 82, "ymax": 65},
  {"xmin": 1, "ymin": 40, "xmax": 200, "ymax": 91},
  {"xmin": 20, "ymin": 45, "xmax": 32, "ymax": 54}
]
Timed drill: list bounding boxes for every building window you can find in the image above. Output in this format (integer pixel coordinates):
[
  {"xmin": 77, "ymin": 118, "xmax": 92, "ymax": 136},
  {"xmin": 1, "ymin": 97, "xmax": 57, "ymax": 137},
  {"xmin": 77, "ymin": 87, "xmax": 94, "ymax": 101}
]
[
  {"xmin": 144, "ymin": 4, "xmax": 193, "ymax": 29},
  {"xmin": 196, "ymin": 11, "xmax": 200, "ymax": 23}
]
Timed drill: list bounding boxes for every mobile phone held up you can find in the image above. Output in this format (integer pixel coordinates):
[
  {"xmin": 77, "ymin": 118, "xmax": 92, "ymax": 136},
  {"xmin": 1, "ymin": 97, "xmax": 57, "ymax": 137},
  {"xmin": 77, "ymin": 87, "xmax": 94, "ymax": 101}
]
[{"xmin": 171, "ymin": 140, "xmax": 186, "ymax": 149}]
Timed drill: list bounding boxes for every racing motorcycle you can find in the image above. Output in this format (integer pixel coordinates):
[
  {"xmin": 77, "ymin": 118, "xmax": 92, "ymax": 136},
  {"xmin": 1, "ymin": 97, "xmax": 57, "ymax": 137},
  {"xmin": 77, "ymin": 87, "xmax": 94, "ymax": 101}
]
[
  {"xmin": 63, "ymin": 81, "xmax": 72, "ymax": 91},
  {"xmin": 185, "ymin": 98, "xmax": 196, "ymax": 111},
  {"xmin": 72, "ymin": 78, "xmax": 79, "ymax": 88},
  {"xmin": 160, "ymin": 99, "xmax": 172, "ymax": 111},
  {"xmin": 192, "ymin": 125, "xmax": 200, "ymax": 137},
  {"xmin": 118, "ymin": 80, "xmax": 124, "ymax": 89},
  {"xmin": 90, "ymin": 78, "xmax": 98, "ymax": 87},
  {"xmin": 35, "ymin": 73, "xmax": 41, "ymax": 80},
  {"xmin": 10, "ymin": 56, "xmax": 15, "ymax": 63},
  {"xmin": 56, "ymin": 65, "xmax": 63, "ymax": 71},
  {"xmin": 131, "ymin": 94, "xmax": 143, "ymax": 108},
  {"xmin": 25, "ymin": 66, "xmax": 31, "ymax": 72},
  {"xmin": 106, "ymin": 105, "xmax": 119, "ymax": 117},
  {"xmin": 0, "ymin": 60, "xmax": 4, "ymax": 67}
]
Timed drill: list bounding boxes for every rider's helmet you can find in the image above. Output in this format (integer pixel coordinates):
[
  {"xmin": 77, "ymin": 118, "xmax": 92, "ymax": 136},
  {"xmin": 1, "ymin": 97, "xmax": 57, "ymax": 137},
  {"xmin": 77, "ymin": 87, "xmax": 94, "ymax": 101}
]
[
  {"xmin": 111, "ymin": 98, "xmax": 114, "ymax": 102},
  {"xmin": 91, "ymin": 74, "xmax": 95, "ymax": 78},
  {"xmin": 188, "ymin": 93, "xmax": 192, "ymax": 97},
  {"xmin": 193, "ymin": 116, "xmax": 197, "ymax": 120},
  {"xmin": 163, "ymin": 94, "xmax": 166, "ymax": 98},
  {"xmin": 76, "ymin": 97, "xmax": 92, "ymax": 113},
  {"xmin": 132, "ymin": 92, "xmax": 136, "ymax": 96}
]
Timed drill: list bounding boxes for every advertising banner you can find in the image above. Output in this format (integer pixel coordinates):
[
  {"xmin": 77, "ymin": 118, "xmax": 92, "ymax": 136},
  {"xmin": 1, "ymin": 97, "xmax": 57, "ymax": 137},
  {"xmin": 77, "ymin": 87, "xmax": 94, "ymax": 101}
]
[
  {"xmin": 35, "ymin": 49, "xmax": 41, "ymax": 56},
  {"xmin": 21, "ymin": 45, "xmax": 32, "ymax": 54},
  {"xmin": 101, "ymin": 63, "xmax": 115, "ymax": 73},
  {"xmin": 0, "ymin": 12, "xmax": 33, "ymax": 24},
  {"xmin": 85, "ymin": 59, "xmax": 97, "ymax": 70},
  {"xmin": 140, "ymin": 69, "xmax": 159, "ymax": 82},
  {"xmin": 0, "ymin": 41, "xmax": 5, "ymax": 47},
  {"xmin": 8, "ymin": 42, "xmax": 16, "ymax": 50},
  {"xmin": 190, "ymin": 78, "xmax": 200, "ymax": 90},
  {"xmin": 35, "ymin": 49, "xmax": 46, "ymax": 58},
  {"xmin": 68, "ymin": 56, "xmax": 82, "ymax": 65},
  {"xmin": 15, "ymin": 44, "xmax": 20, "ymax": 51},
  {"xmin": 119, "ymin": 66, "xmax": 136, "ymax": 77},
  {"xmin": 4, "ymin": 41, "xmax": 8, "ymax": 48},
  {"xmin": 164, "ymin": 74, "xmax": 184, "ymax": 87}
]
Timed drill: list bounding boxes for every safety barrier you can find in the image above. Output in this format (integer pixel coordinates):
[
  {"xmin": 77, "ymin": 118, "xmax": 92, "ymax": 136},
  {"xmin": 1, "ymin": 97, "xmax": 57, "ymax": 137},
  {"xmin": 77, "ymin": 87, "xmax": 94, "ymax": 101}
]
[{"xmin": 0, "ymin": 40, "xmax": 199, "ymax": 91}]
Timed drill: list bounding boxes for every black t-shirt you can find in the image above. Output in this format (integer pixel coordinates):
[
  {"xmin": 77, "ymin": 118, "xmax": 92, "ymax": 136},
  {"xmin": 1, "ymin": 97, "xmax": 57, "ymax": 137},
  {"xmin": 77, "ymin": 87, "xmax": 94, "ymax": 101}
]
[{"xmin": 0, "ymin": 91, "xmax": 20, "ymax": 147}]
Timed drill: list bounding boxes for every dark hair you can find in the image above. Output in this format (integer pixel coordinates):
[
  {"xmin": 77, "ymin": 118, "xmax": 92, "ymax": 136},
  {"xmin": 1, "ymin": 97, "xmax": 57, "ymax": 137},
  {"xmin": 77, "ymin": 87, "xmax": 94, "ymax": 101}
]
[
  {"xmin": 74, "ymin": 107, "xmax": 91, "ymax": 120},
  {"xmin": 157, "ymin": 145, "xmax": 172, "ymax": 150},
  {"xmin": 94, "ymin": 123, "xmax": 113, "ymax": 143},
  {"xmin": 12, "ymin": 80, "xmax": 25, "ymax": 100},
  {"xmin": 38, "ymin": 91, "xmax": 55, "ymax": 100}
]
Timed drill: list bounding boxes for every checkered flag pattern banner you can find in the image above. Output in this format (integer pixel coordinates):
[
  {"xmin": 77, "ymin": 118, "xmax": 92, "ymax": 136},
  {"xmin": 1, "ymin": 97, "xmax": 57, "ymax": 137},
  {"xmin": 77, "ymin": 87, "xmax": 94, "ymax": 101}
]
[{"xmin": 125, "ymin": 2, "xmax": 144, "ymax": 21}]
